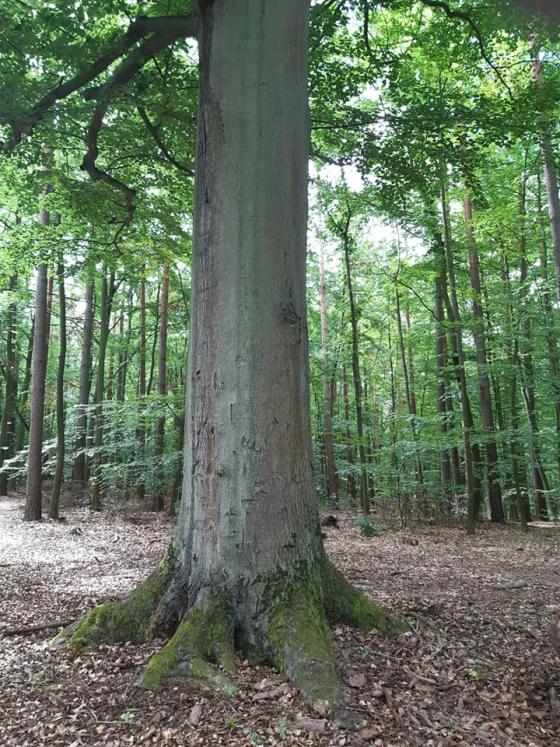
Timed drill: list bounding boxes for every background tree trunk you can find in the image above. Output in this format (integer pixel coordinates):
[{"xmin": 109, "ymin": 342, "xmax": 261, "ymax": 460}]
[
  {"xmin": 72, "ymin": 281, "xmax": 94, "ymax": 486},
  {"xmin": 319, "ymin": 243, "xmax": 338, "ymax": 506},
  {"xmin": 153, "ymin": 264, "xmax": 169, "ymax": 511},
  {"xmin": 0, "ymin": 273, "xmax": 18, "ymax": 495},
  {"xmin": 49, "ymin": 253, "xmax": 66, "ymax": 519}
]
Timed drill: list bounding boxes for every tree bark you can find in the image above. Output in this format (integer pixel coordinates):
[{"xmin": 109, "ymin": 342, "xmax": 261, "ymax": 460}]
[
  {"xmin": 342, "ymin": 364, "xmax": 356, "ymax": 503},
  {"xmin": 153, "ymin": 264, "xmax": 169, "ymax": 511},
  {"xmin": 24, "ymin": 200, "xmax": 50, "ymax": 521},
  {"xmin": 49, "ymin": 253, "xmax": 67, "ymax": 519},
  {"xmin": 463, "ymin": 192, "xmax": 504, "ymax": 522},
  {"xmin": 318, "ymin": 244, "xmax": 337, "ymax": 506},
  {"xmin": 0, "ymin": 273, "xmax": 18, "ymax": 495},
  {"xmin": 61, "ymin": 0, "xmax": 404, "ymax": 708},
  {"xmin": 72, "ymin": 281, "xmax": 94, "ymax": 486}
]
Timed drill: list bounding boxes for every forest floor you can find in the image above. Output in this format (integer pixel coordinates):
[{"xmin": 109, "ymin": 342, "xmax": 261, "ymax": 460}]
[{"xmin": 1, "ymin": 494, "xmax": 559, "ymax": 747}]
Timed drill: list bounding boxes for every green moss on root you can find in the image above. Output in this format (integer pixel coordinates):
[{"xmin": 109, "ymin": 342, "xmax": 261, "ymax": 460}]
[
  {"xmin": 265, "ymin": 567, "xmax": 339, "ymax": 705},
  {"xmin": 140, "ymin": 589, "xmax": 235, "ymax": 692},
  {"xmin": 52, "ymin": 546, "xmax": 174, "ymax": 652},
  {"xmin": 322, "ymin": 558, "xmax": 408, "ymax": 636}
]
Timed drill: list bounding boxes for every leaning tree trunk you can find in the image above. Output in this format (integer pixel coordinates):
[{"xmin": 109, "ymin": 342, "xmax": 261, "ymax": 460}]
[
  {"xmin": 72, "ymin": 281, "xmax": 94, "ymax": 486},
  {"xmin": 0, "ymin": 273, "xmax": 18, "ymax": 496},
  {"xmin": 59, "ymin": 0, "xmax": 404, "ymax": 709},
  {"xmin": 464, "ymin": 192, "xmax": 504, "ymax": 523},
  {"xmin": 24, "ymin": 194, "xmax": 50, "ymax": 522}
]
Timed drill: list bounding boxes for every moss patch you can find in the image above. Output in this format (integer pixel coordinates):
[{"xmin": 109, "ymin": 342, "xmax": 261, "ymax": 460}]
[{"xmin": 140, "ymin": 589, "xmax": 235, "ymax": 692}]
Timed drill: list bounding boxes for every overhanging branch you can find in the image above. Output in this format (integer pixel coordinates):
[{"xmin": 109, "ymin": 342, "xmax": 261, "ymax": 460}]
[{"xmin": 137, "ymin": 106, "xmax": 195, "ymax": 177}]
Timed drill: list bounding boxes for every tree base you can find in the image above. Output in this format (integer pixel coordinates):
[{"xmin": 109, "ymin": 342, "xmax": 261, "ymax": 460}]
[{"xmin": 53, "ymin": 550, "xmax": 406, "ymax": 711}]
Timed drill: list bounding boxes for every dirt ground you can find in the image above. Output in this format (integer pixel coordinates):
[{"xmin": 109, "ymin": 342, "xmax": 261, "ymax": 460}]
[{"xmin": 1, "ymin": 494, "xmax": 559, "ymax": 747}]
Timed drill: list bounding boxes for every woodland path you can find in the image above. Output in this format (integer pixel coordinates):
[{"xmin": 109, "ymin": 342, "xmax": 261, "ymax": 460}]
[{"xmin": 0, "ymin": 494, "xmax": 559, "ymax": 746}]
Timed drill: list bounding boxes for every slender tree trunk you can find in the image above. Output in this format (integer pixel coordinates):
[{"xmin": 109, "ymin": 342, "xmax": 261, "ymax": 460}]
[
  {"xmin": 153, "ymin": 264, "xmax": 169, "ymax": 511},
  {"xmin": 49, "ymin": 254, "xmax": 66, "ymax": 519},
  {"xmin": 395, "ymin": 286, "xmax": 424, "ymax": 508},
  {"xmin": 90, "ymin": 268, "xmax": 115, "ymax": 511},
  {"xmin": 15, "ymin": 315, "xmax": 34, "ymax": 457},
  {"xmin": 72, "ymin": 281, "xmax": 94, "ymax": 486},
  {"xmin": 147, "ymin": 281, "xmax": 160, "ymax": 396},
  {"xmin": 137, "ymin": 276, "xmax": 147, "ymax": 502},
  {"xmin": 532, "ymin": 47, "xmax": 560, "ymax": 304},
  {"xmin": 434, "ymin": 261, "xmax": 452, "ymax": 511},
  {"xmin": 440, "ymin": 182, "xmax": 479, "ymax": 534},
  {"xmin": 0, "ymin": 273, "xmax": 18, "ymax": 495},
  {"xmin": 342, "ymin": 221, "xmax": 369, "ymax": 513},
  {"xmin": 342, "ymin": 364, "xmax": 356, "ymax": 503},
  {"xmin": 24, "ymin": 196, "xmax": 50, "ymax": 521},
  {"xmin": 518, "ymin": 182, "xmax": 550, "ymax": 520},
  {"xmin": 464, "ymin": 192, "xmax": 504, "ymax": 522},
  {"xmin": 318, "ymin": 244, "xmax": 337, "ymax": 506},
  {"xmin": 537, "ymin": 172, "xmax": 560, "ymax": 486}
]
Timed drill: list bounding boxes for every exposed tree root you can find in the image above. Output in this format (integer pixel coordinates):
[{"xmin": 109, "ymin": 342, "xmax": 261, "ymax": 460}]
[
  {"xmin": 53, "ymin": 549, "xmax": 407, "ymax": 713},
  {"xmin": 140, "ymin": 589, "xmax": 235, "ymax": 692}
]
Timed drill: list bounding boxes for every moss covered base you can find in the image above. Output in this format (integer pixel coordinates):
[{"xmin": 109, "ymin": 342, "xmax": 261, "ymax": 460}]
[
  {"xmin": 140, "ymin": 589, "xmax": 235, "ymax": 692},
  {"xmin": 53, "ymin": 546, "xmax": 406, "ymax": 713}
]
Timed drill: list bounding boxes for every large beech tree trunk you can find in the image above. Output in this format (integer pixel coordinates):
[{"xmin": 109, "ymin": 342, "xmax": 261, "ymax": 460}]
[{"xmin": 60, "ymin": 0, "xmax": 403, "ymax": 708}]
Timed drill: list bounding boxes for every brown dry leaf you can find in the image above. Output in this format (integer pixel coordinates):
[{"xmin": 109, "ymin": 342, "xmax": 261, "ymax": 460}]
[{"xmin": 348, "ymin": 672, "xmax": 367, "ymax": 688}]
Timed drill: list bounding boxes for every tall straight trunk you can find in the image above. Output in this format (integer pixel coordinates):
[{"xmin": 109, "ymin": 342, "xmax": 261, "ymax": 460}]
[
  {"xmin": 342, "ymin": 364, "xmax": 356, "ymax": 503},
  {"xmin": 0, "ymin": 273, "xmax": 18, "ymax": 495},
  {"xmin": 61, "ymin": 3, "xmax": 403, "ymax": 707},
  {"xmin": 72, "ymin": 281, "xmax": 94, "ymax": 485},
  {"xmin": 537, "ymin": 172, "xmax": 560, "ymax": 484},
  {"xmin": 532, "ymin": 48, "xmax": 560, "ymax": 304},
  {"xmin": 342, "ymin": 222, "xmax": 369, "ymax": 513},
  {"xmin": 434, "ymin": 262, "xmax": 452, "ymax": 510},
  {"xmin": 147, "ymin": 280, "xmax": 161, "ymax": 396},
  {"xmin": 49, "ymin": 254, "xmax": 66, "ymax": 519},
  {"xmin": 440, "ymin": 181, "xmax": 479, "ymax": 534},
  {"xmin": 117, "ymin": 302, "xmax": 127, "ymax": 403},
  {"xmin": 395, "ymin": 287, "xmax": 424, "ymax": 507},
  {"xmin": 518, "ymin": 182, "xmax": 550, "ymax": 520},
  {"xmin": 24, "ymin": 197, "xmax": 50, "ymax": 521},
  {"xmin": 318, "ymin": 244, "xmax": 337, "ymax": 505},
  {"xmin": 464, "ymin": 192, "xmax": 504, "ymax": 522},
  {"xmin": 90, "ymin": 268, "xmax": 115, "ymax": 511},
  {"xmin": 387, "ymin": 317, "xmax": 402, "ymax": 509},
  {"xmin": 15, "ymin": 315, "xmax": 34, "ymax": 456},
  {"xmin": 137, "ymin": 276, "xmax": 147, "ymax": 502},
  {"xmin": 153, "ymin": 264, "xmax": 169, "ymax": 511}
]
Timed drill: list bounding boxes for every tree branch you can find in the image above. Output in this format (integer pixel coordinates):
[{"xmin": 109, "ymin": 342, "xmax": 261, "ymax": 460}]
[
  {"xmin": 416, "ymin": 0, "xmax": 514, "ymax": 98},
  {"xmin": 1, "ymin": 13, "xmax": 198, "ymax": 151},
  {"xmin": 137, "ymin": 106, "xmax": 194, "ymax": 176}
]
